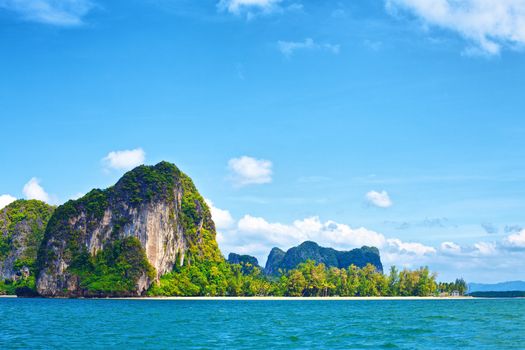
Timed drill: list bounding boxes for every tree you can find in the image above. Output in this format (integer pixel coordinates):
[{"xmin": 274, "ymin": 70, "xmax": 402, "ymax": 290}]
[{"xmin": 388, "ymin": 266, "xmax": 399, "ymax": 296}]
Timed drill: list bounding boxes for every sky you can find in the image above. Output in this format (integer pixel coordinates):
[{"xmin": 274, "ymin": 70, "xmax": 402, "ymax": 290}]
[{"xmin": 1, "ymin": 0, "xmax": 525, "ymax": 283}]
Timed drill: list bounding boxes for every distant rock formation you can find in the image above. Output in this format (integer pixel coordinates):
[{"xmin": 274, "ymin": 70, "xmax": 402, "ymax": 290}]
[
  {"xmin": 264, "ymin": 247, "xmax": 286, "ymax": 276},
  {"xmin": 227, "ymin": 253, "xmax": 260, "ymax": 267},
  {"xmin": 227, "ymin": 253, "xmax": 261, "ymax": 274},
  {"xmin": 0, "ymin": 200, "xmax": 54, "ymax": 283},
  {"xmin": 264, "ymin": 241, "xmax": 383, "ymax": 275}
]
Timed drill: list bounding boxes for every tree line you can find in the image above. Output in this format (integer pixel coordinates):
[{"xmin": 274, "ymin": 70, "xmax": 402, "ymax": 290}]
[{"xmin": 149, "ymin": 259, "xmax": 466, "ymax": 297}]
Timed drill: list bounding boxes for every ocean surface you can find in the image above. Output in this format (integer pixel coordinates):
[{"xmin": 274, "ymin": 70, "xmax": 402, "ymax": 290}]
[{"xmin": 1, "ymin": 298, "xmax": 524, "ymax": 349}]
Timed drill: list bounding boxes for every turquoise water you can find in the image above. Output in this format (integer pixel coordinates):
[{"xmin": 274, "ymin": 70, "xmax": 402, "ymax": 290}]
[{"xmin": 1, "ymin": 299, "xmax": 524, "ymax": 349}]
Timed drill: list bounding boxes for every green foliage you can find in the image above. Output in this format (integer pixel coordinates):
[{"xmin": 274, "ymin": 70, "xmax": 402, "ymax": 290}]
[
  {"xmin": 0, "ymin": 200, "xmax": 54, "ymax": 295},
  {"xmin": 179, "ymin": 172, "xmax": 222, "ymax": 263},
  {"xmin": 115, "ymin": 161, "xmax": 179, "ymax": 205},
  {"xmin": 0, "ymin": 199, "xmax": 54, "ymax": 262},
  {"xmin": 265, "ymin": 241, "xmax": 383, "ymax": 276},
  {"xmin": 0, "ymin": 275, "xmax": 36, "ymax": 295},
  {"xmin": 149, "ymin": 260, "xmax": 273, "ymax": 297},
  {"xmin": 148, "ymin": 259, "xmax": 450, "ymax": 298},
  {"xmin": 227, "ymin": 254, "xmax": 260, "ymax": 274},
  {"xmin": 68, "ymin": 237, "xmax": 155, "ymax": 296},
  {"xmin": 438, "ymin": 278, "xmax": 468, "ymax": 296}
]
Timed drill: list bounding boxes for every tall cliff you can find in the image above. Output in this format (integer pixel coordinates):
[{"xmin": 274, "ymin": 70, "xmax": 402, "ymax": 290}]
[
  {"xmin": 0, "ymin": 200, "xmax": 55, "ymax": 294},
  {"xmin": 36, "ymin": 161, "xmax": 222, "ymax": 297},
  {"xmin": 264, "ymin": 241, "xmax": 383, "ymax": 275}
]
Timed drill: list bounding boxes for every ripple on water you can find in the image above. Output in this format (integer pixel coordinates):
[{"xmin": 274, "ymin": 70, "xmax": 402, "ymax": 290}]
[{"xmin": 0, "ymin": 299, "xmax": 524, "ymax": 349}]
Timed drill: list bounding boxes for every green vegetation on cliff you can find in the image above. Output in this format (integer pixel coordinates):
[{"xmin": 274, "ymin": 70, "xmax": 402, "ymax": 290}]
[
  {"xmin": 264, "ymin": 241, "xmax": 383, "ymax": 276},
  {"xmin": 178, "ymin": 170, "xmax": 222, "ymax": 263},
  {"xmin": 69, "ymin": 237, "xmax": 154, "ymax": 296},
  {"xmin": 227, "ymin": 253, "xmax": 261, "ymax": 274},
  {"xmin": 0, "ymin": 200, "xmax": 54, "ymax": 295},
  {"xmin": 0, "ymin": 200, "xmax": 54, "ymax": 262},
  {"xmin": 37, "ymin": 161, "xmax": 223, "ymax": 297}
]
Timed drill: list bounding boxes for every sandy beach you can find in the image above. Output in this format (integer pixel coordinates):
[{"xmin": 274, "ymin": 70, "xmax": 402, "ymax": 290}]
[
  {"xmin": 1, "ymin": 295, "xmax": 475, "ymax": 300},
  {"xmin": 114, "ymin": 296, "xmax": 474, "ymax": 301}
]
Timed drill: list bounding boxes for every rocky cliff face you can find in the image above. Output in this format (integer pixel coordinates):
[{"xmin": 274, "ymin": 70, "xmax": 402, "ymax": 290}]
[
  {"xmin": 36, "ymin": 162, "xmax": 222, "ymax": 297},
  {"xmin": 0, "ymin": 200, "xmax": 55, "ymax": 285},
  {"xmin": 264, "ymin": 247, "xmax": 285, "ymax": 275},
  {"xmin": 227, "ymin": 253, "xmax": 261, "ymax": 274},
  {"xmin": 227, "ymin": 253, "xmax": 259, "ymax": 267},
  {"xmin": 264, "ymin": 241, "xmax": 383, "ymax": 275}
]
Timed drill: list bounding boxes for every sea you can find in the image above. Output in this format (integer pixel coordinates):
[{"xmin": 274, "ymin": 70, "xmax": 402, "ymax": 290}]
[{"xmin": 1, "ymin": 298, "xmax": 524, "ymax": 349}]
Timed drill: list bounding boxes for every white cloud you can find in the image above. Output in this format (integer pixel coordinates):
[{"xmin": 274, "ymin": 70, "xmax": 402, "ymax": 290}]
[
  {"xmin": 0, "ymin": 194, "xmax": 16, "ymax": 210},
  {"xmin": 0, "ymin": 0, "xmax": 94, "ymax": 26},
  {"xmin": 22, "ymin": 178, "xmax": 50, "ymax": 202},
  {"xmin": 365, "ymin": 190, "xmax": 393, "ymax": 208},
  {"xmin": 102, "ymin": 148, "xmax": 145, "ymax": 171},
  {"xmin": 228, "ymin": 156, "xmax": 273, "ymax": 186},
  {"xmin": 387, "ymin": 238, "xmax": 436, "ymax": 256},
  {"xmin": 205, "ymin": 199, "xmax": 235, "ymax": 230},
  {"xmin": 228, "ymin": 215, "xmax": 388, "ymax": 264},
  {"xmin": 218, "ymin": 0, "xmax": 281, "ymax": 14},
  {"xmin": 214, "ymin": 207, "xmax": 525, "ymax": 281},
  {"xmin": 217, "ymin": 0, "xmax": 301, "ymax": 19},
  {"xmin": 473, "ymin": 241, "xmax": 497, "ymax": 256},
  {"xmin": 440, "ymin": 241, "xmax": 461, "ymax": 255},
  {"xmin": 278, "ymin": 38, "xmax": 340, "ymax": 57},
  {"xmin": 220, "ymin": 214, "xmax": 439, "ymax": 266},
  {"xmin": 505, "ymin": 229, "xmax": 525, "ymax": 248},
  {"xmin": 386, "ymin": 0, "xmax": 525, "ymax": 55}
]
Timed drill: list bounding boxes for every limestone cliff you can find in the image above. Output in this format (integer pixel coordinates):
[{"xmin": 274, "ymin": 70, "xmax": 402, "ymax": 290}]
[
  {"xmin": 264, "ymin": 241, "xmax": 383, "ymax": 275},
  {"xmin": 0, "ymin": 200, "xmax": 55, "ymax": 294},
  {"xmin": 263, "ymin": 247, "xmax": 285, "ymax": 276},
  {"xmin": 36, "ymin": 161, "xmax": 222, "ymax": 297}
]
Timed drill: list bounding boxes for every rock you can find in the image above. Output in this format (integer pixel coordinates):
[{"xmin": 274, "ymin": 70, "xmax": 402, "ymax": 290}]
[
  {"xmin": 36, "ymin": 161, "xmax": 222, "ymax": 297},
  {"xmin": 264, "ymin": 247, "xmax": 285, "ymax": 276},
  {"xmin": 15, "ymin": 286, "xmax": 40, "ymax": 298},
  {"xmin": 264, "ymin": 241, "xmax": 383, "ymax": 275},
  {"xmin": 0, "ymin": 200, "xmax": 55, "ymax": 289},
  {"xmin": 227, "ymin": 253, "xmax": 261, "ymax": 274}
]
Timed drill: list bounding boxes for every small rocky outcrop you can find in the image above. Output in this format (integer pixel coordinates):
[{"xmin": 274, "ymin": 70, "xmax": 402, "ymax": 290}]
[
  {"xmin": 227, "ymin": 253, "xmax": 261, "ymax": 274},
  {"xmin": 0, "ymin": 200, "xmax": 55, "ymax": 294},
  {"xmin": 264, "ymin": 241, "xmax": 383, "ymax": 275},
  {"xmin": 36, "ymin": 162, "xmax": 222, "ymax": 297}
]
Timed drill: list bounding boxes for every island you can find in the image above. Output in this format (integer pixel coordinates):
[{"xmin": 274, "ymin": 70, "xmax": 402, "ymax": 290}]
[{"xmin": 1, "ymin": 161, "xmax": 466, "ymax": 298}]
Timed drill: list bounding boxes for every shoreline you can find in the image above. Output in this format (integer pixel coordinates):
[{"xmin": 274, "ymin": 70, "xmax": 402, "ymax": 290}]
[
  {"xmin": 8, "ymin": 295, "xmax": 525, "ymax": 300},
  {"xmin": 115, "ymin": 296, "xmax": 476, "ymax": 301},
  {"xmin": 1, "ymin": 295, "xmax": 476, "ymax": 300}
]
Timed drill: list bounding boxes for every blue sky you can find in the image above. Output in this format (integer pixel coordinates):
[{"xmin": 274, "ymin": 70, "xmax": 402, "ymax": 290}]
[{"xmin": 1, "ymin": 0, "xmax": 525, "ymax": 283}]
